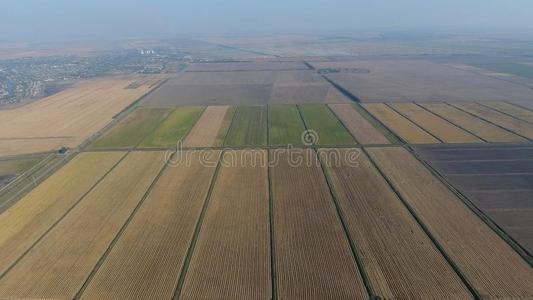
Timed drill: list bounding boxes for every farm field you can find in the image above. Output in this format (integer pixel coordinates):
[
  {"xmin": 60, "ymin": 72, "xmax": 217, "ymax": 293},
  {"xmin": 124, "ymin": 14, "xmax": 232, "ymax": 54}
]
[
  {"xmin": 180, "ymin": 150, "xmax": 270, "ymax": 299},
  {"xmin": 328, "ymin": 104, "xmax": 390, "ymax": 144},
  {"xmin": 388, "ymin": 103, "xmax": 482, "ymax": 143},
  {"xmin": 418, "ymin": 102, "xmax": 526, "ymax": 143},
  {"xmin": 363, "ymin": 103, "xmax": 440, "ymax": 144},
  {"xmin": 319, "ymin": 148, "xmax": 470, "ymax": 299},
  {"xmin": 89, "ymin": 107, "xmax": 172, "ymax": 149},
  {"xmin": 185, "ymin": 61, "xmax": 308, "ymax": 72},
  {"xmin": 450, "ymin": 102, "xmax": 533, "ymax": 140},
  {"xmin": 224, "ymin": 106, "xmax": 267, "ymax": 146},
  {"xmin": 80, "ymin": 151, "xmax": 220, "ymax": 299},
  {"xmin": 0, "ymin": 77, "xmax": 162, "ymax": 156},
  {"xmin": 139, "ymin": 106, "xmax": 204, "ymax": 148},
  {"xmin": 481, "ymin": 101, "xmax": 533, "ymax": 123},
  {"xmin": 298, "ymin": 104, "xmax": 355, "ymax": 145},
  {"xmin": 310, "ymin": 60, "xmax": 533, "ymax": 102},
  {"xmin": 415, "ymin": 144, "xmax": 533, "ymax": 260},
  {"xmin": 0, "ymin": 151, "xmax": 166, "ymax": 299},
  {"xmin": 367, "ymin": 147, "xmax": 533, "ymax": 299},
  {"xmin": 270, "ymin": 149, "xmax": 368, "ymax": 299},
  {"xmin": 0, "ymin": 155, "xmax": 45, "ymax": 188},
  {"xmin": 0, "ymin": 152, "xmax": 125, "ymax": 277},
  {"xmin": 268, "ymin": 104, "xmax": 306, "ymax": 146},
  {"xmin": 184, "ymin": 106, "xmax": 231, "ymax": 147}
]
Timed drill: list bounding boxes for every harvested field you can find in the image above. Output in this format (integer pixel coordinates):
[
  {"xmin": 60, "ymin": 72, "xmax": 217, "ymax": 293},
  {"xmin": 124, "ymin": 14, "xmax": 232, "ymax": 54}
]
[
  {"xmin": 298, "ymin": 104, "xmax": 355, "ymax": 145},
  {"xmin": 224, "ymin": 106, "xmax": 267, "ymax": 146},
  {"xmin": 0, "ymin": 77, "xmax": 161, "ymax": 156},
  {"xmin": 450, "ymin": 102, "xmax": 533, "ymax": 140},
  {"xmin": 328, "ymin": 104, "xmax": 390, "ymax": 144},
  {"xmin": 139, "ymin": 106, "xmax": 205, "ymax": 148},
  {"xmin": 89, "ymin": 107, "xmax": 172, "ymax": 149},
  {"xmin": 185, "ymin": 61, "xmax": 308, "ymax": 72},
  {"xmin": 363, "ymin": 103, "xmax": 440, "ymax": 144},
  {"xmin": 0, "ymin": 151, "xmax": 166, "ymax": 299},
  {"xmin": 184, "ymin": 106, "xmax": 231, "ymax": 147},
  {"xmin": 270, "ymin": 149, "xmax": 367, "ymax": 299},
  {"xmin": 418, "ymin": 102, "xmax": 526, "ymax": 143},
  {"xmin": 80, "ymin": 151, "xmax": 220, "ymax": 300},
  {"xmin": 388, "ymin": 103, "xmax": 482, "ymax": 143},
  {"xmin": 310, "ymin": 60, "xmax": 533, "ymax": 102},
  {"xmin": 367, "ymin": 147, "xmax": 533, "ymax": 298},
  {"xmin": 319, "ymin": 148, "xmax": 470, "ymax": 299},
  {"xmin": 141, "ymin": 70, "xmax": 348, "ymax": 106},
  {"xmin": 0, "ymin": 152, "xmax": 125, "ymax": 276},
  {"xmin": 481, "ymin": 102, "xmax": 533, "ymax": 123},
  {"xmin": 268, "ymin": 104, "xmax": 306, "ymax": 146},
  {"xmin": 180, "ymin": 150, "xmax": 270, "ymax": 299}
]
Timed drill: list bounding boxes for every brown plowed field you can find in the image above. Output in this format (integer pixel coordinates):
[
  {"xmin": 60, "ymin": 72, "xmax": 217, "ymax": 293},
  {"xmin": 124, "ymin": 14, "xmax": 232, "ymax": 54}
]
[
  {"xmin": 481, "ymin": 102, "xmax": 533, "ymax": 123},
  {"xmin": 81, "ymin": 151, "xmax": 220, "ymax": 300},
  {"xmin": 0, "ymin": 152, "xmax": 125, "ymax": 276},
  {"xmin": 363, "ymin": 103, "xmax": 440, "ymax": 144},
  {"xmin": 0, "ymin": 151, "xmax": 166, "ymax": 299},
  {"xmin": 328, "ymin": 104, "xmax": 390, "ymax": 144},
  {"xmin": 180, "ymin": 150, "xmax": 271, "ymax": 299},
  {"xmin": 389, "ymin": 103, "xmax": 482, "ymax": 143},
  {"xmin": 367, "ymin": 147, "xmax": 533, "ymax": 299},
  {"xmin": 270, "ymin": 149, "xmax": 368, "ymax": 300},
  {"xmin": 184, "ymin": 106, "xmax": 231, "ymax": 147},
  {"xmin": 418, "ymin": 103, "xmax": 526, "ymax": 143},
  {"xmin": 319, "ymin": 148, "xmax": 471, "ymax": 299}
]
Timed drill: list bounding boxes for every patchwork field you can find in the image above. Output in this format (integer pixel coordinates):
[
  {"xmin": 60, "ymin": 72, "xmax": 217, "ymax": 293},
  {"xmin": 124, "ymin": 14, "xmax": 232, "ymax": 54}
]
[
  {"xmin": 270, "ymin": 149, "xmax": 368, "ymax": 299},
  {"xmin": 367, "ymin": 147, "xmax": 533, "ymax": 299},
  {"xmin": 415, "ymin": 144, "xmax": 533, "ymax": 261},
  {"xmin": 184, "ymin": 106, "xmax": 232, "ymax": 147},
  {"xmin": 185, "ymin": 61, "xmax": 308, "ymax": 72},
  {"xmin": 180, "ymin": 150, "xmax": 270, "ymax": 299},
  {"xmin": 89, "ymin": 107, "xmax": 172, "ymax": 149},
  {"xmin": 481, "ymin": 101, "xmax": 533, "ymax": 124},
  {"xmin": 268, "ymin": 104, "xmax": 306, "ymax": 146},
  {"xmin": 139, "ymin": 106, "xmax": 204, "ymax": 148},
  {"xmin": 224, "ymin": 106, "xmax": 267, "ymax": 146},
  {"xmin": 0, "ymin": 151, "xmax": 165, "ymax": 299},
  {"xmin": 0, "ymin": 77, "xmax": 162, "ymax": 156},
  {"xmin": 328, "ymin": 104, "xmax": 391, "ymax": 145},
  {"xmin": 298, "ymin": 104, "xmax": 355, "ymax": 145}
]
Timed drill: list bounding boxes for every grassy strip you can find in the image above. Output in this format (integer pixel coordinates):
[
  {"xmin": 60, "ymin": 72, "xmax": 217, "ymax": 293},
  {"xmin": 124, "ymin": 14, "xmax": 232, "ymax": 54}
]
[
  {"xmin": 224, "ymin": 106, "xmax": 267, "ymax": 146},
  {"xmin": 268, "ymin": 105, "xmax": 305, "ymax": 146}
]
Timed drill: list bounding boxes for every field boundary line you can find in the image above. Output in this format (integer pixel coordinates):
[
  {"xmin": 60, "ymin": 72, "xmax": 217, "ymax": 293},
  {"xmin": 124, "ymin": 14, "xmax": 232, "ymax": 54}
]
[
  {"xmin": 315, "ymin": 148, "xmax": 375, "ymax": 299},
  {"xmin": 405, "ymin": 145, "xmax": 533, "ymax": 266},
  {"xmin": 385, "ymin": 102, "xmax": 445, "ymax": 143},
  {"xmin": 74, "ymin": 151, "xmax": 172, "ymax": 299},
  {"xmin": 266, "ymin": 149, "xmax": 277, "ymax": 300},
  {"xmin": 476, "ymin": 102, "xmax": 533, "ymax": 125},
  {"xmin": 221, "ymin": 106, "xmax": 239, "ymax": 147},
  {"xmin": 0, "ymin": 151, "xmax": 129, "ymax": 281},
  {"xmin": 325, "ymin": 104, "xmax": 361, "ymax": 145},
  {"xmin": 362, "ymin": 146, "xmax": 481, "ymax": 299},
  {"xmin": 506, "ymin": 101, "xmax": 533, "ymax": 113},
  {"xmin": 179, "ymin": 106, "xmax": 209, "ymax": 147},
  {"xmin": 172, "ymin": 150, "xmax": 225, "ymax": 300},
  {"xmin": 446, "ymin": 103, "xmax": 532, "ymax": 142},
  {"xmin": 357, "ymin": 103, "xmax": 408, "ymax": 145},
  {"xmin": 351, "ymin": 103, "xmax": 400, "ymax": 144},
  {"xmin": 318, "ymin": 73, "xmax": 362, "ymax": 103},
  {"xmin": 415, "ymin": 103, "xmax": 489, "ymax": 142}
]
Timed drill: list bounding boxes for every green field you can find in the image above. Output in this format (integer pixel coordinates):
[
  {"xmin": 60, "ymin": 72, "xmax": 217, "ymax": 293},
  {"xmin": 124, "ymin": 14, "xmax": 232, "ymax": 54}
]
[
  {"xmin": 213, "ymin": 107, "xmax": 236, "ymax": 146},
  {"xmin": 269, "ymin": 105, "xmax": 306, "ymax": 146},
  {"xmin": 89, "ymin": 108, "xmax": 172, "ymax": 149},
  {"xmin": 224, "ymin": 106, "xmax": 267, "ymax": 146},
  {"xmin": 0, "ymin": 156, "xmax": 45, "ymax": 177},
  {"xmin": 139, "ymin": 106, "xmax": 205, "ymax": 148},
  {"xmin": 298, "ymin": 104, "xmax": 355, "ymax": 145}
]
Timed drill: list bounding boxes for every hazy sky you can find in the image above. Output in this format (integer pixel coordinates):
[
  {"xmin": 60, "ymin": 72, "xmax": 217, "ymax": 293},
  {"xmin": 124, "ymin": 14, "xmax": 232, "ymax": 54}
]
[{"xmin": 2, "ymin": 0, "xmax": 533, "ymax": 41}]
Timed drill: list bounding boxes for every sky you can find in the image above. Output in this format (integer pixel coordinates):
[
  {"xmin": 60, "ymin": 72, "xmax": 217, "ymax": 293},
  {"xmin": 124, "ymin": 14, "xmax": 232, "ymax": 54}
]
[{"xmin": 1, "ymin": 0, "xmax": 533, "ymax": 41}]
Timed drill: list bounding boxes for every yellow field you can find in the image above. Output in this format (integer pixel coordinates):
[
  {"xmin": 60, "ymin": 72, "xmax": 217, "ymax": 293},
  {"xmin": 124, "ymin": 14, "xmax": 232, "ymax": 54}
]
[
  {"xmin": 389, "ymin": 103, "xmax": 482, "ymax": 143},
  {"xmin": 81, "ymin": 151, "xmax": 220, "ymax": 300},
  {"xmin": 0, "ymin": 151, "xmax": 166, "ymax": 299},
  {"xmin": 482, "ymin": 101, "xmax": 533, "ymax": 123},
  {"xmin": 270, "ymin": 149, "xmax": 368, "ymax": 299},
  {"xmin": 183, "ymin": 106, "xmax": 231, "ymax": 147},
  {"xmin": 0, "ymin": 152, "xmax": 124, "ymax": 276},
  {"xmin": 367, "ymin": 147, "xmax": 533, "ymax": 299},
  {"xmin": 180, "ymin": 150, "xmax": 271, "ymax": 299},
  {"xmin": 363, "ymin": 103, "xmax": 440, "ymax": 144},
  {"xmin": 328, "ymin": 104, "xmax": 390, "ymax": 144},
  {"xmin": 418, "ymin": 103, "xmax": 526, "ymax": 143},
  {"xmin": 0, "ymin": 77, "xmax": 162, "ymax": 156},
  {"xmin": 319, "ymin": 148, "xmax": 470, "ymax": 299}
]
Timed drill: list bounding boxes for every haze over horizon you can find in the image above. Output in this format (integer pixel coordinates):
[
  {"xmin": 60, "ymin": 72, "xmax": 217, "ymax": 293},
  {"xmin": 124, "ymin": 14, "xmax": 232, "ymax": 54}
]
[{"xmin": 2, "ymin": 0, "xmax": 533, "ymax": 42}]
